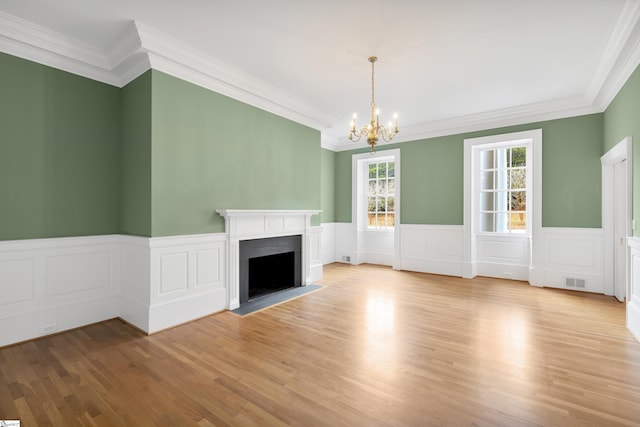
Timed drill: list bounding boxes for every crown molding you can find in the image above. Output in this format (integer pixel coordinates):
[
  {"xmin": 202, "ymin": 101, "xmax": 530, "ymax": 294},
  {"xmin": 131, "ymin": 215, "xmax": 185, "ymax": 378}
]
[
  {"xmin": 133, "ymin": 21, "xmax": 336, "ymax": 131},
  {"xmin": 0, "ymin": 13, "xmax": 336, "ymax": 130},
  {"xmin": 590, "ymin": 0, "xmax": 640, "ymax": 110},
  {"xmin": 0, "ymin": 11, "xmax": 120, "ymax": 86},
  {"xmin": 330, "ymin": 95, "xmax": 600, "ymax": 152},
  {"xmin": 2, "ymin": 6, "xmax": 640, "ymax": 148}
]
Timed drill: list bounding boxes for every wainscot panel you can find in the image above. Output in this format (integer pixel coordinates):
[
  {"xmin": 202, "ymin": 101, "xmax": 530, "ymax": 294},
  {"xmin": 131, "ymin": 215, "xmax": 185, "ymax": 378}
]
[
  {"xmin": 533, "ymin": 228, "xmax": 604, "ymax": 293},
  {"xmin": 0, "ymin": 235, "xmax": 122, "ymax": 347},
  {"xmin": 400, "ymin": 224, "xmax": 464, "ymax": 277},
  {"xmin": 148, "ymin": 233, "xmax": 227, "ymax": 333}
]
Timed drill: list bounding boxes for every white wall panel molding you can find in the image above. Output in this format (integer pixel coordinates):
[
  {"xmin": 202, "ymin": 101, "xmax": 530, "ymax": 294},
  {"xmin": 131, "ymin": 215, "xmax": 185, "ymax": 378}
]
[
  {"xmin": 627, "ymin": 237, "xmax": 640, "ymax": 342},
  {"xmin": 399, "ymin": 224, "xmax": 464, "ymax": 277},
  {"xmin": 0, "ymin": 235, "xmax": 122, "ymax": 347},
  {"xmin": 532, "ymin": 227, "xmax": 604, "ymax": 293},
  {"xmin": 148, "ymin": 233, "xmax": 226, "ymax": 332}
]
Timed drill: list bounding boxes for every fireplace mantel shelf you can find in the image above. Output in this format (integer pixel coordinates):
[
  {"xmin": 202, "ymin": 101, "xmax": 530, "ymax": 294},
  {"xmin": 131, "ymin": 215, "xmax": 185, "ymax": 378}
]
[{"xmin": 216, "ymin": 209, "xmax": 321, "ymax": 218}]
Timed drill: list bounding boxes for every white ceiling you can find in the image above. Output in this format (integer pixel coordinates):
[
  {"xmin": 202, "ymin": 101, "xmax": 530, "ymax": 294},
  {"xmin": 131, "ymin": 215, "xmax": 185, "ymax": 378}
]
[{"xmin": 1, "ymin": 0, "xmax": 640, "ymax": 148}]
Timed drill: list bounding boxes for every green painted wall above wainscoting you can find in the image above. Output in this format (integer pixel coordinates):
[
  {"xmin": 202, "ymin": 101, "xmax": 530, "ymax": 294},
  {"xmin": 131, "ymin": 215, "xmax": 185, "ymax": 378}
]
[
  {"xmin": 335, "ymin": 113, "xmax": 604, "ymax": 228},
  {"xmin": 0, "ymin": 52, "xmax": 121, "ymax": 240},
  {"xmin": 150, "ymin": 71, "xmax": 322, "ymax": 236},
  {"xmin": 321, "ymin": 148, "xmax": 336, "ymax": 223},
  {"xmin": 604, "ymin": 63, "xmax": 640, "ymax": 236}
]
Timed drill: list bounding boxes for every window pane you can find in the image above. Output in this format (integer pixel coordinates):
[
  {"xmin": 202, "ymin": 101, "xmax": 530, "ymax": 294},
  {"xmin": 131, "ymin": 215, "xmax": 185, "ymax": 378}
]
[
  {"xmin": 510, "ymin": 169, "xmax": 526, "ymax": 189},
  {"xmin": 480, "ymin": 212, "xmax": 494, "ymax": 232},
  {"xmin": 388, "ymin": 196, "xmax": 395, "ymax": 212},
  {"xmin": 511, "ymin": 147, "xmax": 526, "ymax": 167},
  {"xmin": 368, "ymin": 213, "xmax": 377, "ymax": 227},
  {"xmin": 495, "ymin": 190, "xmax": 509, "ymax": 211},
  {"xmin": 481, "ymin": 171, "xmax": 494, "ymax": 190},
  {"xmin": 388, "ymin": 178, "xmax": 395, "ymax": 194},
  {"xmin": 481, "ymin": 150, "xmax": 495, "ymax": 169},
  {"xmin": 388, "ymin": 213, "xmax": 395, "ymax": 227},
  {"xmin": 510, "ymin": 212, "xmax": 526, "ymax": 230},
  {"xmin": 368, "ymin": 180, "xmax": 376, "ymax": 195},
  {"xmin": 368, "ymin": 197, "xmax": 376, "ymax": 212},
  {"xmin": 377, "ymin": 197, "xmax": 387, "ymax": 212},
  {"xmin": 378, "ymin": 179, "xmax": 387, "ymax": 195},
  {"xmin": 388, "ymin": 162, "xmax": 395, "ymax": 178},
  {"xmin": 480, "ymin": 192, "xmax": 494, "ymax": 211},
  {"xmin": 511, "ymin": 191, "xmax": 526, "ymax": 211},
  {"xmin": 378, "ymin": 162, "xmax": 387, "ymax": 178},
  {"xmin": 369, "ymin": 164, "xmax": 377, "ymax": 179},
  {"xmin": 495, "ymin": 169, "xmax": 508, "ymax": 191}
]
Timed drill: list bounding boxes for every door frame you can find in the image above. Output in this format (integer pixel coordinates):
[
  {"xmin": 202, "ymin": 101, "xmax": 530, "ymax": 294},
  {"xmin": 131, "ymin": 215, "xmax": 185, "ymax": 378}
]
[{"xmin": 601, "ymin": 136, "xmax": 632, "ymax": 298}]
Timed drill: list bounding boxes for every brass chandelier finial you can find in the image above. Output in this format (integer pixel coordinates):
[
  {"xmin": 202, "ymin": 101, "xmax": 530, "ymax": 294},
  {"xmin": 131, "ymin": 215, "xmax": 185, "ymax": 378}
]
[{"xmin": 349, "ymin": 56, "xmax": 398, "ymax": 152}]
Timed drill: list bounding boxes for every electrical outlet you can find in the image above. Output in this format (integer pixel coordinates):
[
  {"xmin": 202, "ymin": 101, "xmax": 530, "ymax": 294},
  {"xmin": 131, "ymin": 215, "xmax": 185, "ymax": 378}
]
[{"xmin": 40, "ymin": 323, "xmax": 57, "ymax": 335}]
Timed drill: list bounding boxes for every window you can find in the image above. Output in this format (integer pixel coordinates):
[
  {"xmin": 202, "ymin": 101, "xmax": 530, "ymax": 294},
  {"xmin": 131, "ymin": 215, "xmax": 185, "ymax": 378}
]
[
  {"xmin": 479, "ymin": 145, "xmax": 527, "ymax": 233},
  {"xmin": 367, "ymin": 160, "xmax": 395, "ymax": 229}
]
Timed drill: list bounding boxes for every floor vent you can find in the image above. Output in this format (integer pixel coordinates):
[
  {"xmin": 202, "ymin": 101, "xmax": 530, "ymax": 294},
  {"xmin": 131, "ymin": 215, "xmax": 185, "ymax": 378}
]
[{"xmin": 566, "ymin": 278, "xmax": 586, "ymax": 288}]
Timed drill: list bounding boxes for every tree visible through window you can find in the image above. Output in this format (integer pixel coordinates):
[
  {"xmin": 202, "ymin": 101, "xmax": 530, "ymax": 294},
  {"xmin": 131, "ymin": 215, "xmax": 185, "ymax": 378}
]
[
  {"xmin": 479, "ymin": 146, "xmax": 526, "ymax": 233},
  {"xmin": 368, "ymin": 160, "xmax": 395, "ymax": 229}
]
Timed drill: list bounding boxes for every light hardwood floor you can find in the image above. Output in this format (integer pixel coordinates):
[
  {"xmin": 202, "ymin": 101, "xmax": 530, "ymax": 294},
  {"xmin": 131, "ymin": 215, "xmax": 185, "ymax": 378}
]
[{"xmin": 1, "ymin": 263, "xmax": 640, "ymax": 426}]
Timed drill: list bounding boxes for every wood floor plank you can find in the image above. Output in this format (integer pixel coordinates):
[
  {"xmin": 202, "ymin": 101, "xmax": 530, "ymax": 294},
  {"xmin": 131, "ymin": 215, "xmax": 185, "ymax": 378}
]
[{"xmin": 1, "ymin": 263, "xmax": 640, "ymax": 425}]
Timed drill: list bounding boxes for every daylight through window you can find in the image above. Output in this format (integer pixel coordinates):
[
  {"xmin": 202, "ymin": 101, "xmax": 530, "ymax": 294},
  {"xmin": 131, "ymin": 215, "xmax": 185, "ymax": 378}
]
[
  {"xmin": 367, "ymin": 160, "xmax": 395, "ymax": 229},
  {"xmin": 479, "ymin": 146, "xmax": 526, "ymax": 233}
]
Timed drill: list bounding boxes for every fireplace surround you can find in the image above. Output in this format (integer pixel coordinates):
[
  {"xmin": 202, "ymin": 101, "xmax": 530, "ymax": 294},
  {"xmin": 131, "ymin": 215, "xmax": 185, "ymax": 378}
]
[{"xmin": 216, "ymin": 209, "xmax": 321, "ymax": 309}]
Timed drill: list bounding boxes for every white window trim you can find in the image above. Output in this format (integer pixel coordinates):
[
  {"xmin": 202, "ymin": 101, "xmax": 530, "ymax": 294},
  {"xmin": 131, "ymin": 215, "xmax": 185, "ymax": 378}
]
[
  {"xmin": 463, "ymin": 129, "xmax": 542, "ymax": 280},
  {"xmin": 352, "ymin": 149, "xmax": 401, "ymax": 268}
]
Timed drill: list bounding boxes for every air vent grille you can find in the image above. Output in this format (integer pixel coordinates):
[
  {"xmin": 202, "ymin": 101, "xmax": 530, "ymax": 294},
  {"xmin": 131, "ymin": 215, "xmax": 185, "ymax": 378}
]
[{"xmin": 565, "ymin": 278, "xmax": 586, "ymax": 289}]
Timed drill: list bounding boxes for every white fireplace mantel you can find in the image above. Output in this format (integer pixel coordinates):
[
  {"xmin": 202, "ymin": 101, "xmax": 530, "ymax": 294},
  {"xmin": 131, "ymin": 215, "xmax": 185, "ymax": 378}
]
[{"xmin": 216, "ymin": 209, "xmax": 321, "ymax": 309}]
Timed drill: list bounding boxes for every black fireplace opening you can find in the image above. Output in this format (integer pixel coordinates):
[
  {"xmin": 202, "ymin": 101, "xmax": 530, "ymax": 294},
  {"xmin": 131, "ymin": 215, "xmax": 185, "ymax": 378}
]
[
  {"xmin": 239, "ymin": 235, "xmax": 302, "ymax": 304},
  {"xmin": 248, "ymin": 251, "xmax": 294, "ymax": 299}
]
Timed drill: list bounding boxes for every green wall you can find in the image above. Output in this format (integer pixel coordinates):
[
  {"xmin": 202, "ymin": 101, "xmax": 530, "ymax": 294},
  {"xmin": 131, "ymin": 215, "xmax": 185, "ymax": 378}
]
[
  {"xmin": 335, "ymin": 114, "xmax": 604, "ymax": 228},
  {"xmin": 0, "ymin": 52, "xmax": 121, "ymax": 240},
  {"xmin": 150, "ymin": 71, "xmax": 321, "ymax": 236},
  {"xmin": 604, "ymin": 64, "xmax": 640, "ymax": 236},
  {"xmin": 321, "ymin": 148, "xmax": 336, "ymax": 223},
  {"xmin": 120, "ymin": 71, "xmax": 152, "ymax": 237}
]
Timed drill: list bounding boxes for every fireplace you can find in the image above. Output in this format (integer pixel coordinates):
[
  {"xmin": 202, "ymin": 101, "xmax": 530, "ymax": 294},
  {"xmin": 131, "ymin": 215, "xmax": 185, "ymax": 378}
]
[
  {"xmin": 216, "ymin": 209, "xmax": 322, "ymax": 310},
  {"xmin": 239, "ymin": 235, "xmax": 302, "ymax": 303}
]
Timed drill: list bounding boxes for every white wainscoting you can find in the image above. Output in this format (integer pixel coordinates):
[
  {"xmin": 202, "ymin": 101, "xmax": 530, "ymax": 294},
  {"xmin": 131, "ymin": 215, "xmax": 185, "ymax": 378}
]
[
  {"xmin": 0, "ymin": 235, "xmax": 122, "ymax": 347},
  {"xmin": 320, "ymin": 223, "xmax": 337, "ymax": 265},
  {"xmin": 308, "ymin": 226, "xmax": 323, "ymax": 282},
  {"xmin": 120, "ymin": 235, "xmax": 151, "ymax": 332},
  {"xmin": 476, "ymin": 234, "xmax": 531, "ymax": 281},
  {"xmin": 330, "ymin": 223, "xmax": 604, "ymax": 294},
  {"xmin": 532, "ymin": 227, "xmax": 604, "ymax": 293},
  {"xmin": 627, "ymin": 237, "xmax": 640, "ymax": 342},
  {"xmin": 148, "ymin": 233, "xmax": 227, "ymax": 333},
  {"xmin": 399, "ymin": 224, "xmax": 464, "ymax": 277},
  {"xmin": 335, "ymin": 222, "xmax": 356, "ymax": 264}
]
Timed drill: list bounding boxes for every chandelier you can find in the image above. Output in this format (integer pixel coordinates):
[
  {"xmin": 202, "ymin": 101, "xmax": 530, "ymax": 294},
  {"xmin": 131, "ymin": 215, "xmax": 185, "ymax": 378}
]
[{"xmin": 349, "ymin": 56, "xmax": 398, "ymax": 152}]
